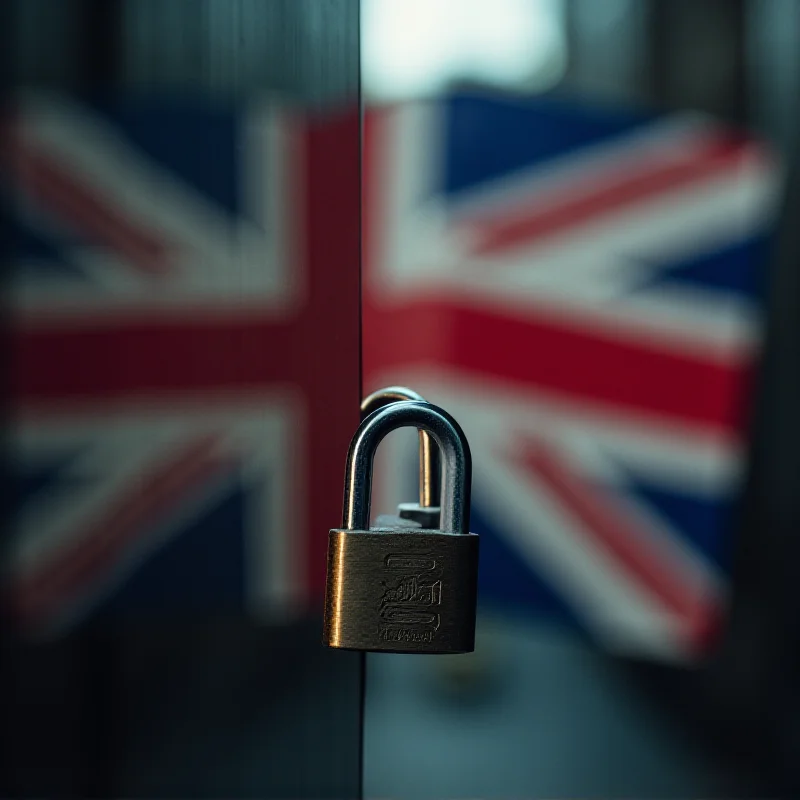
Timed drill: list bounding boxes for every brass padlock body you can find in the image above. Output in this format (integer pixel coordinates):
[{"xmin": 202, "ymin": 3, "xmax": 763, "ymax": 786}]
[{"xmin": 325, "ymin": 528, "xmax": 478, "ymax": 653}]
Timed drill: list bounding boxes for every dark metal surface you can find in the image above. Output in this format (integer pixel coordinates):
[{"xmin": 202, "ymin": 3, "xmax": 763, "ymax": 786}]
[
  {"xmin": 325, "ymin": 529, "xmax": 479, "ymax": 654},
  {"xmin": 118, "ymin": 0, "xmax": 358, "ymax": 103},
  {"xmin": 360, "ymin": 386, "xmax": 441, "ymax": 526},
  {"xmin": 325, "ymin": 402, "xmax": 478, "ymax": 654},
  {"xmin": 396, "ymin": 501, "xmax": 441, "ymax": 528}
]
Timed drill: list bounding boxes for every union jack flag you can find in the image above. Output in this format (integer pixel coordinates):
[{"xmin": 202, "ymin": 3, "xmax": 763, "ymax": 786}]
[
  {"xmin": 2, "ymin": 93, "xmax": 360, "ymax": 637},
  {"xmin": 363, "ymin": 94, "xmax": 780, "ymax": 662}
]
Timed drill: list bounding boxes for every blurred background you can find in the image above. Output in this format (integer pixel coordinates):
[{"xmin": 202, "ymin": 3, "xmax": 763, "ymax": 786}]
[
  {"xmin": 361, "ymin": 0, "xmax": 800, "ymax": 798},
  {"xmin": 3, "ymin": 1, "xmax": 800, "ymax": 798}
]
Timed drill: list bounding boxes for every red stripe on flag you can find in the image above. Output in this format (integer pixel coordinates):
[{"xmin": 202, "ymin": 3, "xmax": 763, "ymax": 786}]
[
  {"xmin": 6, "ymin": 434, "xmax": 234, "ymax": 628},
  {"xmin": 363, "ymin": 298, "xmax": 752, "ymax": 436},
  {"xmin": 11, "ymin": 314, "xmax": 297, "ymax": 406},
  {"xmin": 463, "ymin": 134, "xmax": 763, "ymax": 255},
  {"xmin": 5, "ymin": 129, "xmax": 175, "ymax": 275},
  {"xmin": 521, "ymin": 440, "xmax": 719, "ymax": 650},
  {"xmin": 298, "ymin": 111, "xmax": 363, "ymax": 598}
]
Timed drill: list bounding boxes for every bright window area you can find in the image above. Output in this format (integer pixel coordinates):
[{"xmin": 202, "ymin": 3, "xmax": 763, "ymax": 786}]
[{"xmin": 362, "ymin": 0, "xmax": 568, "ymax": 100}]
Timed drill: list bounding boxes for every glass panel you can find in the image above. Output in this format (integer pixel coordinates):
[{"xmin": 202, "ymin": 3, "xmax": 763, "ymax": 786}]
[
  {"xmin": 1, "ymin": 1, "xmax": 362, "ymax": 796},
  {"xmin": 362, "ymin": 1, "xmax": 791, "ymax": 796}
]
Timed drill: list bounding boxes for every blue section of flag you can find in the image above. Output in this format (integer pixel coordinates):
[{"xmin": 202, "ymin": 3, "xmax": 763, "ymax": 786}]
[
  {"xmin": 13, "ymin": 452, "xmax": 89, "ymax": 513},
  {"xmin": 624, "ymin": 477, "xmax": 737, "ymax": 572},
  {"xmin": 634, "ymin": 233, "xmax": 771, "ymax": 301},
  {"xmin": 12, "ymin": 217, "xmax": 92, "ymax": 281},
  {"xmin": 100, "ymin": 100, "xmax": 241, "ymax": 217},
  {"xmin": 443, "ymin": 94, "xmax": 649, "ymax": 198},
  {"xmin": 95, "ymin": 482, "xmax": 249, "ymax": 616},
  {"xmin": 473, "ymin": 501, "xmax": 580, "ymax": 625}
]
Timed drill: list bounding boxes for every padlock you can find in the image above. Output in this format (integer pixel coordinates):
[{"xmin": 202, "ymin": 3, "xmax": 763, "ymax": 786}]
[
  {"xmin": 360, "ymin": 386, "xmax": 440, "ymax": 529},
  {"xmin": 324, "ymin": 400, "xmax": 479, "ymax": 654}
]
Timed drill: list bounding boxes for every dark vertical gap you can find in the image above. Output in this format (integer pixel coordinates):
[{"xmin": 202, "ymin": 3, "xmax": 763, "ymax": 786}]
[
  {"xmin": 80, "ymin": 625, "xmax": 118, "ymax": 797},
  {"xmin": 645, "ymin": 0, "xmax": 748, "ymax": 124},
  {"xmin": 729, "ymin": 129, "xmax": 800, "ymax": 793},
  {"xmin": 80, "ymin": 0, "xmax": 122, "ymax": 92},
  {"xmin": 0, "ymin": 0, "xmax": 13, "ymax": 793},
  {"xmin": 728, "ymin": 0, "xmax": 749, "ymax": 127},
  {"xmin": 78, "ymin": 3, "xmax": 123, "ymax": 794},
  {"xmin": 645, "ymin": 0, "xmax": 668, "ymax": 113}
]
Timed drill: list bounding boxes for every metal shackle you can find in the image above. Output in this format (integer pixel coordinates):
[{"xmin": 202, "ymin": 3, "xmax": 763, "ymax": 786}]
[
  {"xmin": 343, "ymin": 401, "xmax": 471, "ymax": 534},
  {"xmin": 360, "ymin": 386, "xmax": 440, "ymax": 510}
]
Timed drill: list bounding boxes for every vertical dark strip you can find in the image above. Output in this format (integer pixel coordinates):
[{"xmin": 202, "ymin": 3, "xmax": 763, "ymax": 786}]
[
  {"xmin": 728, "ymin": 0, "xmax": 749, "ymax": 127},
  {"xmin": 728, "ymin": 132, "xmax": 800, "ymax": 792},
  {"xmin": 647, "ymin": 0, "xmax": 748, "ymax": 124},
  {"xmin": 80, "ymin": 0, "xmax": 122, "ymax": 91},
  {"xmin": 0, "ymin": 0, "xmax": 14, "ymax": 793},
  {"xmin": 644, "ymin": 0, "xmax": 668, "ymax": 113},
  {"xmin": 79, "ymin": 3, "xmax": 123, "ymax": 793},
  {"xmin": 79, "ymin": 624, "xmax": 117, "ymax": 797}
]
